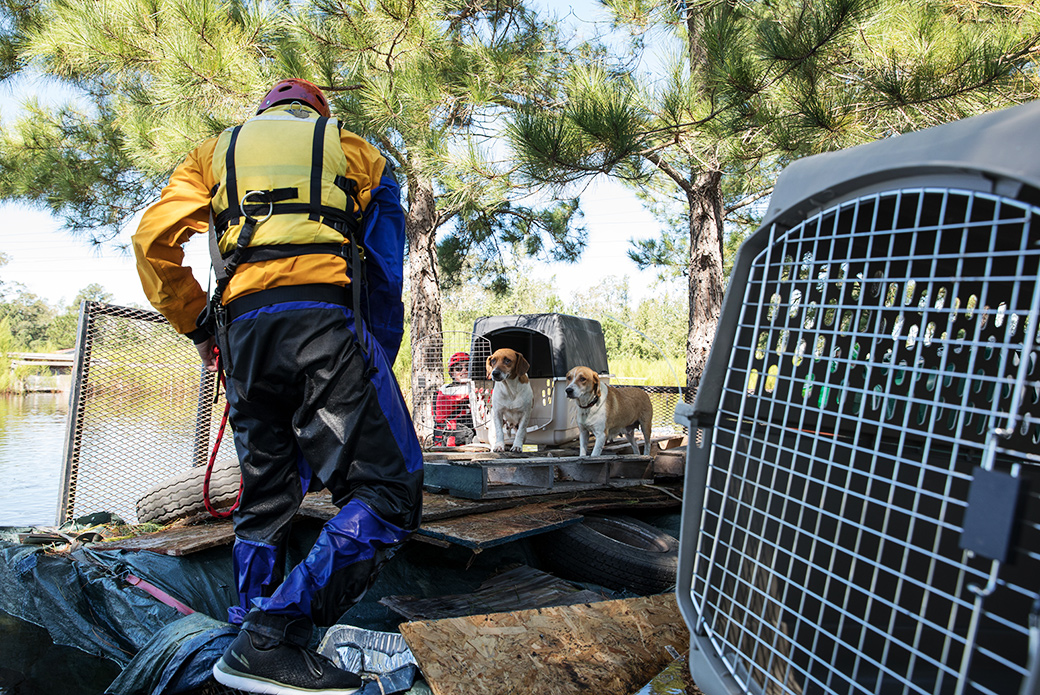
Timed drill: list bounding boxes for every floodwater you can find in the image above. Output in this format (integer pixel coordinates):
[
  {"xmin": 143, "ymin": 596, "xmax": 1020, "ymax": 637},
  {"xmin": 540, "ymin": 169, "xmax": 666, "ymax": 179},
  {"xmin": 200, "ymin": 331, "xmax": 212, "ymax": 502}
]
[
  {"xmin": 0, "ymin": 393, "xmax": 67, "ymax": 527},
  {"xmin": 0, "ymin": 392, "xmax": 122, "ymax": 695}
]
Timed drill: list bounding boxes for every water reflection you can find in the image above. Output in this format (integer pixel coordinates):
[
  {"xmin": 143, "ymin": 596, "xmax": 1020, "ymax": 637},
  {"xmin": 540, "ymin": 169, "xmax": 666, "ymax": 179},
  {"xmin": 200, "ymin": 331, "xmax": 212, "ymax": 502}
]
[{"xmin": 0, "ymin": 393, "xmax": 69, "ymax": 527}]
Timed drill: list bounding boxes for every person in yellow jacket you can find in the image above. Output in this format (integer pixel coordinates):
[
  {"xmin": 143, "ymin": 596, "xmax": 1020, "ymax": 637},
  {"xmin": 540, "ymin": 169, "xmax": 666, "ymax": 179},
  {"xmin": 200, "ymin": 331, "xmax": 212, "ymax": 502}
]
[{"xmin": 133, "ymin": 78, "xmax": 422, "ymax": 695}]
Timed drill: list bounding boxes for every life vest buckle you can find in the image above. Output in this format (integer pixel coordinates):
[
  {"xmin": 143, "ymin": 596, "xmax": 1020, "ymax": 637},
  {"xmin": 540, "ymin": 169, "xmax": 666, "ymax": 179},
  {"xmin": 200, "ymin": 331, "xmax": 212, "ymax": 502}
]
[{"xmin": 240, "ymin": 189, "xmax": 275, "ymax": 225}]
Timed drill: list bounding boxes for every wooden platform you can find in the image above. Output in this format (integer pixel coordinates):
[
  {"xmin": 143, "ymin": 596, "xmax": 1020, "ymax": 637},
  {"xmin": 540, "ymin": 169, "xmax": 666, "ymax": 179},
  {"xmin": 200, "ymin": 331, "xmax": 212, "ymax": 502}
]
[
  {"xmin": 101, "ymin": 482, "xmax": 682, "ymax": 556},
  {"xmin": 98, "ymin": 444, "xmax": 685, "ymax": 556},
  {"xmin": 423, "ymin": 454, "xmax": 654, "ymax": 499},
  {"xmin": 420, "ymin": 436, "xmax": 686, "ymax": 500}
]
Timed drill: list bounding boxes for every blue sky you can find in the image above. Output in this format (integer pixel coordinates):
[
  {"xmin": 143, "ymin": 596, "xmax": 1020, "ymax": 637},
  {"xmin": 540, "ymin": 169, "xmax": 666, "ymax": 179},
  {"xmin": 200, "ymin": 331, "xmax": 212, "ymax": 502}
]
[{"xmin": 0, "ymin": 2, "xmax": 678, "ymax": 310}]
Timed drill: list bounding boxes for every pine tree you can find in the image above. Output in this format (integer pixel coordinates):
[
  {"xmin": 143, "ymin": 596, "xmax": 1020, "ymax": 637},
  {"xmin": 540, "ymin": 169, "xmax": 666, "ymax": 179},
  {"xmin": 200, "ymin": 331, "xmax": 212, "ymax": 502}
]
[
  {"xmin": 0, "ymin": 0, "xmax": 583, "ymax": 418},
  {"xmin": 508, "ymin": 0, "xmax": 1040, "ymax": 393}
]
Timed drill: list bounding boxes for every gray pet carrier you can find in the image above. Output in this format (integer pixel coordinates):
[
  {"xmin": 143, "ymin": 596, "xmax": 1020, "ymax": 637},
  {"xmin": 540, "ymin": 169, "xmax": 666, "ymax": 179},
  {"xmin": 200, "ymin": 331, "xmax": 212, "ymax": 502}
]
[
  {"xmin": 469, "ymin": 313, "xmax": 610, "ymax": 446},
  {"xmin": 675, "ymin": 100, "xmax": 1040, "ymax": 695}
]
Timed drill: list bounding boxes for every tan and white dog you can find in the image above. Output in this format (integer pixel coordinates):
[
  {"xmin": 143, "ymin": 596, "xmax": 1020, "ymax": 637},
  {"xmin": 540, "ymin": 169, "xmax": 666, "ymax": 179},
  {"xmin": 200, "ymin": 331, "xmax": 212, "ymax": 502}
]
[
  {"xmin": 564, "ymin": 365, "xmax": 653, "ymax": 457},
  {"xmin": 486, "ymin": 348, "xmax": 534, "ymax": 452}
]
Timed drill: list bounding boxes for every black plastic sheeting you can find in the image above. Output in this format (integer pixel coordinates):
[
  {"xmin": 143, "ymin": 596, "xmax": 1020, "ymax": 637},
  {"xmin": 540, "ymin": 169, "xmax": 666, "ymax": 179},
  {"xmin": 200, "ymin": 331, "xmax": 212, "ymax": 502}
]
[
  {"xmin": 0, "ymin": 536, "xmax": 241, "ymax": 694},
  {"xmin": 0, "ymin": 513, "xmax": 676, "ymax": 695},
  {"xmin": 0, "ymin": 523, "xmax": 551, "ymax": 695},
  {"xmin": 0, "ymin": 542, "xmax": 182, "ymax": 666},
  {"xmin": 471, "ymin": 313, "xmax": 610, "ymax": 378}
]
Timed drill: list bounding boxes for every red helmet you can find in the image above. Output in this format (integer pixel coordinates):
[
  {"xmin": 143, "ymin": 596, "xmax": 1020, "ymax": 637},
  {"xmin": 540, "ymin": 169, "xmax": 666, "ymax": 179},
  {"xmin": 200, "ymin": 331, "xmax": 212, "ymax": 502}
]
[
  {"xmin": 448, "ymin": 352, "xmax": 470, "ymax": 370},
  {"xmin": 256, "ymin": 78, "xmax": 331, "ymax": 118}
]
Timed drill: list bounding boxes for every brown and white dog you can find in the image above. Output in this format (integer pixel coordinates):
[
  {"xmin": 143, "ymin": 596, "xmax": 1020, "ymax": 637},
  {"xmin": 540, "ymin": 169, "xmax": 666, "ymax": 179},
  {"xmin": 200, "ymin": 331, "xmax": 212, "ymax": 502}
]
[
  {"xmin": 486, "ymin": 348, "xmax": 534, "ymax": 452},
  {"xmin": 564, "ymin": 365, "xmax": 653, "ymax": 457}
]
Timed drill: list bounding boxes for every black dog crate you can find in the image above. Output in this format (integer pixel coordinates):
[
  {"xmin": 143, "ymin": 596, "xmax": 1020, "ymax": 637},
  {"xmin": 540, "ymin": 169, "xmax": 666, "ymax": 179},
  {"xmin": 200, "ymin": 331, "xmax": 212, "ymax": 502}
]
[
  {"xmin": 469, "ymin": 313, "xmax": 609, "ymax": 446},
  {"xmin": 675, "ymin": 101, "xmax": 1040, "ymax": 695}
]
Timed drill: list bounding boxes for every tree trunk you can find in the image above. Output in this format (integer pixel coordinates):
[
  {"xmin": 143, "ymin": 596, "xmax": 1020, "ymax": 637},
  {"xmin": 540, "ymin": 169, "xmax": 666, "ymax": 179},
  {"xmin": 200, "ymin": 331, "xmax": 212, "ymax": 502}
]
[
  {"xmin": 685, "ymin": 169, "xmax": 725, "ymax": 398},
  {"xmin": 406, "ymin": 173, "xmax": 443, "ymax": 440}
]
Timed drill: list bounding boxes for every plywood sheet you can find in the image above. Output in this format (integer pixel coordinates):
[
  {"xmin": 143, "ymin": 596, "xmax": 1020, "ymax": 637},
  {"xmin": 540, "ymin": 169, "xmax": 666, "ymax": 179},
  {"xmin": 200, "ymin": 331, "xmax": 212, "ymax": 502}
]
[{"xmin": 399, "ymin": 592, "xmax": 690, "ymax": 695}]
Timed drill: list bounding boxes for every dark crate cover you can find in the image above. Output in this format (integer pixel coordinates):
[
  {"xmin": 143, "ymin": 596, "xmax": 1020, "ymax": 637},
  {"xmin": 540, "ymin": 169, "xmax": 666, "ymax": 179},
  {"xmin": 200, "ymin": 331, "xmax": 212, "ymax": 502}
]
[{"xmin": 471, "ymin": 314, "xmax": 608, "ymax": 379}]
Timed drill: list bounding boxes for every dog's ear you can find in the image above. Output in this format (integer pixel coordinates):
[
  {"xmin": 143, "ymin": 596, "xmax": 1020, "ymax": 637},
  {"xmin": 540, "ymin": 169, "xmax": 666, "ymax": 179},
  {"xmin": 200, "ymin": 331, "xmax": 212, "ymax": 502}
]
[
  {"xmin": 516, "ymin": 352, "xmax": 530, "ymax": 384},
  {"xmin": 486, "ymin": 354, "xmax": 494, "ymax": 378},
  {"xmin": 591, "ymin": 371, "xmax": 600, "ymax": 394}
]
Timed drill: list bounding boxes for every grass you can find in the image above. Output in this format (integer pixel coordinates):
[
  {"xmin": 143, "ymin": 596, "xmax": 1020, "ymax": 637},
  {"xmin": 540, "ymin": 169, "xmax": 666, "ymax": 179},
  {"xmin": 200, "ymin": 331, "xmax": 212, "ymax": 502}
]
[{"xmin": 606, "ymin": 356, "xmax": 685, "ymax": 388}]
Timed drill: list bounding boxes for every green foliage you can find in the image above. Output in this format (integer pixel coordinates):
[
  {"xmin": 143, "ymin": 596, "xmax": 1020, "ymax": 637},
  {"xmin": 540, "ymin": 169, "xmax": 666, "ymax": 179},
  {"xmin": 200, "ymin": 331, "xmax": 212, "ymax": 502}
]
[
  {"xmin": 0, "ymin": 290, "xmax": 54, "ymax": 350},
  {"xmin": 0, "ymin": 317, "xmax": 21, "ymax": 391},
  {"xmin": 391, "ymin": 272, "xmax": 687, "ymax": 402},
  {"xmin": 438, "ymin": 198, "xmax": 588, "ymax": 293},
  {"xmin": 0, "ymin": 101, "xmax": 158, "ymax": 245},
  {"xmin": 46, "ymin": 283, "xmax": 114, "ymax": 348}
]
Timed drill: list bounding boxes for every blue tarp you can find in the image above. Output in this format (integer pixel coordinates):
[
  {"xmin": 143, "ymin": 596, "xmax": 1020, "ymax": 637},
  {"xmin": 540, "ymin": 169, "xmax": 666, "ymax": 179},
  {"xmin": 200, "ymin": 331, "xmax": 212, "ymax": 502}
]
[{"xmin": 0, "ymin": 523, "xmax": 544, "ymax": 695}]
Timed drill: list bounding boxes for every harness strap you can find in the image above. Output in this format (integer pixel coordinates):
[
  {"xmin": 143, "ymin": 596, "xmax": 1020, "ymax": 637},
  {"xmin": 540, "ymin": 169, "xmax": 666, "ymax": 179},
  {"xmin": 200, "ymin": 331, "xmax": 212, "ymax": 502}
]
[
  {"xmin": 344, "ymin": 223, "xmax": 373, "ymax": 367},
  {"xmin": 224, "ymin": 125, "xmax": 243, "ymax": 222},
  {"xmin": 224, "ymin": 284, "xmax": 352, "ymax": 322},
  {"xmin": 206, "ymin": 115, "xmax": 374, "ymax": 367},
  {"xmin": 233, "ymin": 242, "xmax": 347, "ymax": 265},
  {"xmin": 212, "ymin": 202, "xmax": 357, "ymax": 239},
  {"xmin": 309, "ymin": 116, "xmax": 328, "ymax": 222}
]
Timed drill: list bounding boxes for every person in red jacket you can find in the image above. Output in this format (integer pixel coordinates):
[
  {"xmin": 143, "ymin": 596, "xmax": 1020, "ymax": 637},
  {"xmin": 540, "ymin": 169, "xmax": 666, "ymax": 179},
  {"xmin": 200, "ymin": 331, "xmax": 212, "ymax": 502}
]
[
  {"xmin": 133, "ymin": 78, "xmax": 422, "ymax": 695},
  {"xmin": 432, "ymin": 351, "xmax": 475, "ymax": 446}
]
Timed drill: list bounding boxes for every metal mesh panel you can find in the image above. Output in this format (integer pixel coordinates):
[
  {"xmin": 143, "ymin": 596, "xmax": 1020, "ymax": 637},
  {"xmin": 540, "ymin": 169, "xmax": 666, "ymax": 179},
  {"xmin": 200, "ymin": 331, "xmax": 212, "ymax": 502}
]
[
  {"xmin": 642, "ymin": 385, "xmax": 685, "ymax": 437},
  {"xmin": 691, "ymin": 189, "xmax": 1040, "ymax": 694},
  {"xmin": 412, "ymin": 331, "xmax": 492, "ymax": 444},
  {"xmin": 59, "ymin": 302, "xmax": 232, "ymax": 525}
]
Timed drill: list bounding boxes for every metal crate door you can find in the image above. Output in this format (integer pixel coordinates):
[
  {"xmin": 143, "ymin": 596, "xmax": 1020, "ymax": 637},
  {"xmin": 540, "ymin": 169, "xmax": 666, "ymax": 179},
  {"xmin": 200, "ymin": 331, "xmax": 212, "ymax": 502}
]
[{"xmin": 680, "ymin": 188, "xmax": 1040, "ymax": 695}]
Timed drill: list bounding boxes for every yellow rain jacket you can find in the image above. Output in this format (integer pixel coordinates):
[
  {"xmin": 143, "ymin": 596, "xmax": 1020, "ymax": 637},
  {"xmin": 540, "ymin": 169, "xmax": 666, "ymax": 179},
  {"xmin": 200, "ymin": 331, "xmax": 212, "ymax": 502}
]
[{"xmin": 133, "ymin": 104, "xmax": 388, "ymax": 336}]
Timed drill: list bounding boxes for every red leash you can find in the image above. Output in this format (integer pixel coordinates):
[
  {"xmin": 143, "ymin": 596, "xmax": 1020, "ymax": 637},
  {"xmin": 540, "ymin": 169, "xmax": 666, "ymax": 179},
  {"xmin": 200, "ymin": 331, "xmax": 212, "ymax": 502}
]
[{"xmin": 203, "ymin": 348, "xmax": 242, "ymax": 518}]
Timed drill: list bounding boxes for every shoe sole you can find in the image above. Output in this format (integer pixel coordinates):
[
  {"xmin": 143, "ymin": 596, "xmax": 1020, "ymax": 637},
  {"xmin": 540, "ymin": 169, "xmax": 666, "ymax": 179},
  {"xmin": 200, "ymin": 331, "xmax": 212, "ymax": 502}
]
[{"xmin": 213, "ymin": 658, "xmax": 360, "ymax": 695}]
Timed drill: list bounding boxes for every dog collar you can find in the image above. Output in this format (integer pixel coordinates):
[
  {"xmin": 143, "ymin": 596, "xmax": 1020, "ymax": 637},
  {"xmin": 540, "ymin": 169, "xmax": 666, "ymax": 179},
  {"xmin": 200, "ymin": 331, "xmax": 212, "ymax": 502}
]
[{"xmin": 578, "ymin": 393, "xmax": 600, "ymax": 409}]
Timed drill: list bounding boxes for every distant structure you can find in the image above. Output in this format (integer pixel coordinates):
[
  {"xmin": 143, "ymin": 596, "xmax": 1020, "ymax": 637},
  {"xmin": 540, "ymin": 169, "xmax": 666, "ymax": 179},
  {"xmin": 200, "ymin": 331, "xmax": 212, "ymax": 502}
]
[{"xmin": 7, "ymin": 351, "xmax": 74, "ymax": 393}]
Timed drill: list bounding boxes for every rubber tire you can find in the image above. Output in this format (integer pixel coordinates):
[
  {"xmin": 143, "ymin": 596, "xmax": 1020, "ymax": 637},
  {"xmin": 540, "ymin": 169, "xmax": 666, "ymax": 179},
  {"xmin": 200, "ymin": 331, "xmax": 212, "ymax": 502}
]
[
  {"xmin": 136, "ymin": 456, "xmax": 241, "ymax": 525},
  {"xmin": 536, "ymin": 515, "xmax": 679, "ymax": 595}
]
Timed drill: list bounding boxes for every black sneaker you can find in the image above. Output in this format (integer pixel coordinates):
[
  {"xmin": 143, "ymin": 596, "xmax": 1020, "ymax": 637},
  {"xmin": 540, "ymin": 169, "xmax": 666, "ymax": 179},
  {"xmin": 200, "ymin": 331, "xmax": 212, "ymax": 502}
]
[{"xmin": 213, "ymin": 624, "xmax": 362, "ymax": 694}]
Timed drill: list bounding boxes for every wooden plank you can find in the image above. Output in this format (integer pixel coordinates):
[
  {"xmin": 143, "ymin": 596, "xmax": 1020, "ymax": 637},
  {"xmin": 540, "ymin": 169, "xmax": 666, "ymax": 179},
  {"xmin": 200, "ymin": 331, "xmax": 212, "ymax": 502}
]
[
  {"xmin": 380, "ymin": 564, "xmax": 605, "ymax": 621},
  {"xmin": 399, "ymin": 593, "xmax": 690, "ymax": 695},
  {"xmin": 416, "ymin": 505, "xmax": 583, "ymax": 550},
  {"xmin": 91, "ymin": 482, "xmax": 682, "ymax": 558},
  {"xmin": 98, "ymin": 521, "xmax": 235, "ymax": 556},
  {"xmin": 300, "ymin": 484, "xmax": 683, "ymax": 526},
  {"xmin": 411, "ymin": 485, "xmax": 682, "ymax": 549}
]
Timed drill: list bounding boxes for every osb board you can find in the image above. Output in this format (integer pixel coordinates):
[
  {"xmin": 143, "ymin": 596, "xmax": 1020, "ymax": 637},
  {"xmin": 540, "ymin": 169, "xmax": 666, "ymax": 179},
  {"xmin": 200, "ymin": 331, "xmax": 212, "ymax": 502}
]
[{"xmin": 399, "ymin": 592, "xmax": 690, "ymax": 695}]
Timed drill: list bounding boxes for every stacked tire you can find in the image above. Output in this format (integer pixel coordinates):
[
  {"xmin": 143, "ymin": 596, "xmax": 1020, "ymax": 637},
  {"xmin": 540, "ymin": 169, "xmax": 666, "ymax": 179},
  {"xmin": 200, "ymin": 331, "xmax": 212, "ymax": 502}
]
[
  {"xmin": 536, "ymin": 515, "xmax": 679, "ymax": 595},
  {"xmin": 136, "ymin": 457, "xmax": 241, "ymax": 525}
]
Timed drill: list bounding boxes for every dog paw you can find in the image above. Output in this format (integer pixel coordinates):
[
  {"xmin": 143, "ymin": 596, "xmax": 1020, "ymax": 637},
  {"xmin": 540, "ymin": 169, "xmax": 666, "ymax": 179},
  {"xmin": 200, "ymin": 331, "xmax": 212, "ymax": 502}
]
[
  {"xmin": 492, "ymin": 444, "xmax": 505, "ymax": 452},
  {"xmin": 509, "ymin": 444, "xmax": 523, "ymax": 452}
]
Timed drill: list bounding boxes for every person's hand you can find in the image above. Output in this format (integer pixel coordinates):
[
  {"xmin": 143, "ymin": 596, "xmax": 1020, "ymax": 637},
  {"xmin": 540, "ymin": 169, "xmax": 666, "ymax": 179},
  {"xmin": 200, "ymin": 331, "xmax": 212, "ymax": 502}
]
[{"xmin": 194, "ymin": 335, "xmax": 219, "ymax": 373}]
